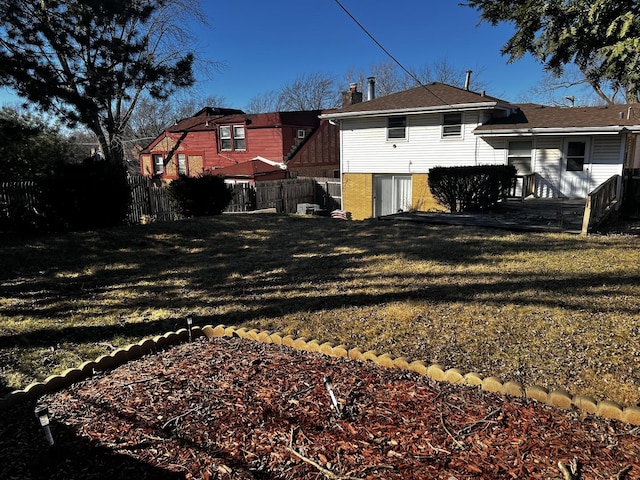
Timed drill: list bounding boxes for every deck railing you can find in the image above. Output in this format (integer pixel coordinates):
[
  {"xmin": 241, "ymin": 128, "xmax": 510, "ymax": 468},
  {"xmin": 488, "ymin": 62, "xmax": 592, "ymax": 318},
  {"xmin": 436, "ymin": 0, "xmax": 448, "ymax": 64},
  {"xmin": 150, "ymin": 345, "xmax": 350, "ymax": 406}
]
[
  {"xmin": 581, "ymin": 175, "xmax": 620, "ymax": 235},
  {"xmin": 508, "ymin": 173, "xmax": 537, "ymax": 200}
]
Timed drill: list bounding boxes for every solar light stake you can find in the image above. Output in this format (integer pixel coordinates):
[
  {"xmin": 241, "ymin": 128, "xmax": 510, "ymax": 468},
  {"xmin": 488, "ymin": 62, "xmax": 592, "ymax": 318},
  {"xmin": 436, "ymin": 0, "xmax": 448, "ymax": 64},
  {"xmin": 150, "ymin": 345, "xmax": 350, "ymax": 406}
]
[
  {"xmin": 323, "ymin": 376, "xmax": 341, "ymax": 416},
  {"xmin": 186, "ymin": 317, "xmax": 193, "ymax": 342},
  {"xmin": 35, "ymin": 406, "xmax": 54, "ymax": 446}
]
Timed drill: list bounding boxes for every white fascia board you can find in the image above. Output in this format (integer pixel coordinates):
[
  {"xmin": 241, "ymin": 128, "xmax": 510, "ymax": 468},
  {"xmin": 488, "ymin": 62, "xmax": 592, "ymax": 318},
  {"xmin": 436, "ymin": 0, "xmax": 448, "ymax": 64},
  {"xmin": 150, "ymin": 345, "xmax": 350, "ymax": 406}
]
[
  {"xmin": 474, "ymin": 126, "xmax": 630, "ymax": 137},
  {"xmin": 319, "ymin": 102, "xmax": 499, "ymax": 120},
  {"xmin": 251, "ymin": 155, "xmax": 287, "ymax": 169}
]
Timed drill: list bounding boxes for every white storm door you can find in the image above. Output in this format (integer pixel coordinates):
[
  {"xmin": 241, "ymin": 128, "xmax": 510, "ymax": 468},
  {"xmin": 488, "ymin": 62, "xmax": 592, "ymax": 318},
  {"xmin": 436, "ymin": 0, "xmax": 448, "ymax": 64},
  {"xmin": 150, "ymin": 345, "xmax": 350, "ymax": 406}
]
[
  {"xmin": 560, "ymin": 139, "xmax": 591, "ymax": 198},
  {"xmin": 374, "ymin": 175, "xmax": 412, "ymax": 217}
]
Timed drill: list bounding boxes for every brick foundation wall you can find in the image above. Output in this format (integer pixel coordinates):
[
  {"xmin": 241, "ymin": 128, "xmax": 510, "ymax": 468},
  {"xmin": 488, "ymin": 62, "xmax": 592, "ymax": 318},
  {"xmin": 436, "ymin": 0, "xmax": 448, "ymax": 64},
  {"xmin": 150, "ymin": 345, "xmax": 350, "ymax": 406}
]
[
  {"xmin": 343, "ymin": 173, "xmax": 445, "ymax": 219},
  {"xmin": 411, "ymin": 174, "xmax": 446, "ymax": 212},
  {"xmin": 342, "ymin": 173, "xmax": 373, "ymax": 220}
]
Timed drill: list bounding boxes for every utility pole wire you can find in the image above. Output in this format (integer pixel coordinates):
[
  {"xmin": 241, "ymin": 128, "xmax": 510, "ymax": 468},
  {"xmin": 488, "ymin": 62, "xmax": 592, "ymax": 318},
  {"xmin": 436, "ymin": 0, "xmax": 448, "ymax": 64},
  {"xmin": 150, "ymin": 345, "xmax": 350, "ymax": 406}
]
[{"xmin": 333, "ymin": 0, "xmax": 451, "ymax": 105}]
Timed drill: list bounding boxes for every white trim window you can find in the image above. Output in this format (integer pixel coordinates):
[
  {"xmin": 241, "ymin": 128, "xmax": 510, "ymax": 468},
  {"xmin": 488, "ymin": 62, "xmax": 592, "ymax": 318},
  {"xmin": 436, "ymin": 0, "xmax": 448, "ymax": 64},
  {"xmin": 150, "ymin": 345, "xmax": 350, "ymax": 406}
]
[
  {"xmin": 220, "ymin": 125, "xmax": 246, "ymax": 151},
  {"xmin": 442, "ymin": 112, "xmax": 462, "ymax": 138},
  {"xmin": 177, "ymin": 153, "xmax": 187, "ymax": 175},
  {"xmin": 233, "ymin": 125, "xmax": 245, "ymax": 150},
  {"xmin": 508, "ymin": 140, "xmax": 533, "ymax": 174},
  {"xmin": 152, "ymin": 154, "xmax": 164, "ymax": 174},
  {"xmin": 566, "ymin": 141, "xmax": 587, "ymax": 171},
  {"xmin": 387, "ymin": 116, "xmax": 407, "ymax": 140},
  {"xmin": 220, "ymin": 126, "xmax": 232, "ymax": 150}
]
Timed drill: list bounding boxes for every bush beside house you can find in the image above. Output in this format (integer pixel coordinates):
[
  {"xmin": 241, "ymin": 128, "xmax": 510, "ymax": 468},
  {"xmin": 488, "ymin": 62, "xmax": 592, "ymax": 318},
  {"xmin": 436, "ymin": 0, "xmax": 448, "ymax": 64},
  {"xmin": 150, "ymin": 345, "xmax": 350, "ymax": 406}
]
[{"xmin": 428, "ymin": 165, "xmax": 517, "ymax": 213}]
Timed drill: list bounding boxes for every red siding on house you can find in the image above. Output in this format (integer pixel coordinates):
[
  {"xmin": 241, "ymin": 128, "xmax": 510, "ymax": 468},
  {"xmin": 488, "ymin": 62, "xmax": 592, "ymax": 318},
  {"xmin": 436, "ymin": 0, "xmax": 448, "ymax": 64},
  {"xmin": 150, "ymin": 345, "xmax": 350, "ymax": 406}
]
[
  {"xmin": 139, "ymin": 109, "xmax": 328, "ymax": 181},
  {"xmin": 287, "ymin": 119, "xmax": 340, "ymax": 177}
]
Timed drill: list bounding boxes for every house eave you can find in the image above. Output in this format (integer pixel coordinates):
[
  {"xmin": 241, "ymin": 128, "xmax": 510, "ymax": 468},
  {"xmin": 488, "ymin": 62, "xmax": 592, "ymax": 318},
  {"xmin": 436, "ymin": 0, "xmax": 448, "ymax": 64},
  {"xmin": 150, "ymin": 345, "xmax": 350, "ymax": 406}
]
[
  {"xmin": 320, "ymin": 102, "xmax": 502, "ymax": 120},
  {"xmin": 474, "ymin": 126, "xmax": 635, "ymax": 137}
]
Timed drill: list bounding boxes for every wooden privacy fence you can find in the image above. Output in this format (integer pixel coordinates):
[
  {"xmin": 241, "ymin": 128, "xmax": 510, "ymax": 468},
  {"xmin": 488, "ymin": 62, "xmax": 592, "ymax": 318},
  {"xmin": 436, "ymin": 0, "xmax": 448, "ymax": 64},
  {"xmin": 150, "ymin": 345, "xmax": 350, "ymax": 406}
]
[
  {"xmin": 1, "ymin": 177, "xmax": 342, "ymax": 226},
  {"xmin": 0, "ymin": 181, "xmax": 39, "ymax": 220},
  {"xmin": 128, "ymin": 176, "xmax": 179, "ymax": 223},
  {"xmin": 228, "ymin": 177, "xmax": 341, "ymax": 214}
]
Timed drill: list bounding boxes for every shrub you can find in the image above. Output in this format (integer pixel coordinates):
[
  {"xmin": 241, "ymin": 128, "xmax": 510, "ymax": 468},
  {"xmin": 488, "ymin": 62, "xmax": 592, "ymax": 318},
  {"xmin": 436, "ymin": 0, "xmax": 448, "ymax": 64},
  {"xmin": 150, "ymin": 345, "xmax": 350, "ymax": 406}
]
[
  {"xmin": 38, "ymin": 161, "xmax": 131, "ymax": 231},
  {"xmin": 168, "ymin": 173, "xmax": 233, "ymax": 217},
  {"xmin": 428, "ymin": 165, "xmax": 516, "ymax": 213}
]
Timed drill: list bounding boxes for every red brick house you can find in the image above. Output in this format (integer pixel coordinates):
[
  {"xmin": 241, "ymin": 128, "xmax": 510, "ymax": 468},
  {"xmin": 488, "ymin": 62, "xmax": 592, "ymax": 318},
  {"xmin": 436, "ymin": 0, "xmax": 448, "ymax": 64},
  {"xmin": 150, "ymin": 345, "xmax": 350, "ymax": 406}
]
[{"xmin": 139, "ymin": 107, "xmax": 329, "ymax": 181}]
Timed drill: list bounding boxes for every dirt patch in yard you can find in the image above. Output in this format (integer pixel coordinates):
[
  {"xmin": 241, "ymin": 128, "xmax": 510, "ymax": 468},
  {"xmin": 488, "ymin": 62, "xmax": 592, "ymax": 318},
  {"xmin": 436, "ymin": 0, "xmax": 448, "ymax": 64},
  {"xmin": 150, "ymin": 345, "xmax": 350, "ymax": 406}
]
[{"xmin": 3, "ymin": 337, "xmax": 639, "ymax": 479}]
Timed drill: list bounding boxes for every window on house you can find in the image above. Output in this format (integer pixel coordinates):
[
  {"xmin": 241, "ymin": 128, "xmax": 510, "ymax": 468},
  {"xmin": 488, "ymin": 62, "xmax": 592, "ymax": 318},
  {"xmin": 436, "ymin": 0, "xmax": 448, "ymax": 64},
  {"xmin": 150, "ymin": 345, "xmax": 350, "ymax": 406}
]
[
  {"xmin": 566, "ymin": 141, "xmax": 586, "ymax": 171},
  {"xmin": 508, "ymin": 141, "xmax": 533, "ymax": 174},
  {"xmin": 220, "ymin": 126, "xmax": 232, "ymax": 150},
  {"xmin": 442, "ymin": 112, "xmax": 462, "ymax": 138},
  {"xmin": 387, "ymin": 116, "xmax": 407, "ymax": 139},
  {"xmin": 177, "ymin": 153, "xmax": 187, "ymax": 175},
  {"xmin": 220, "ymin": 125, "xmax": 245, "ymax": 150},
  {"xmin": 233, "ymin": 126, "xmax": 245, "ymax": 150},
  {"xmin": 152, "ymin": 154, "xmax": 164, "ymax": 174}
]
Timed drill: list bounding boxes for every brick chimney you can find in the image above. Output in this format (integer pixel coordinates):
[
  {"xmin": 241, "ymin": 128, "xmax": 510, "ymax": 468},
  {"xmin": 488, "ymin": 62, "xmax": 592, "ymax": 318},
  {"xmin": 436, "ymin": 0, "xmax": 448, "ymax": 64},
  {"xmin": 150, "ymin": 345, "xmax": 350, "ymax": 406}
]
[{"xmin": 342, "ymin": 82, "xmax": 363, "ymax": 107}]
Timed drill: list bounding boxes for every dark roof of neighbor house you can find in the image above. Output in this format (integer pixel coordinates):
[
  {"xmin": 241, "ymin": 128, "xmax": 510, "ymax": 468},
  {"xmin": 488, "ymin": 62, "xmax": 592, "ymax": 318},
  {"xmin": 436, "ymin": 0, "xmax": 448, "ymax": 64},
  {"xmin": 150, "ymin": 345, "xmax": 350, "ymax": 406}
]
[
  {"xmin": 475, "ymin": 103, "xmax": 640, "ymax": 134},
  {"xmin": 321, "ymin": 83, "xmax": 512, "ymax": 118},
  {"xmin": 166, "ymin": 110, "xmax": 323, "ymax": 134},
  {"xmin": 213, "ymin": 157, "xmax": 287, "ymax": 178}
]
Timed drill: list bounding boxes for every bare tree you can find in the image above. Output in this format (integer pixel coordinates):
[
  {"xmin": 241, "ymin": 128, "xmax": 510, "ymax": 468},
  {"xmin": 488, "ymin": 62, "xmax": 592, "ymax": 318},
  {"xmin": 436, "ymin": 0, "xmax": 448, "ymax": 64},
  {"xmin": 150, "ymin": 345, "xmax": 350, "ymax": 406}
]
[
  {"xmin": 345, "ymin": 60, "xmax": 404, "ymax": 97},
  {"xmin": 524, "ymin": 64, "xmax": 628, "ymax": 106},
  {"xmin": 345, "ymin": 58, "xmax": 487, "ymax": 97},
  {"xmin": 244, "ymin": 90, "xmax": 283, "ymax": 114},
  {"xmin": 126, "ymin": 92, "xmax": 228, "ymax": 142},
  {"xmin": 278, "ymin": 72, "xmax": 340, "ymax": 111}
]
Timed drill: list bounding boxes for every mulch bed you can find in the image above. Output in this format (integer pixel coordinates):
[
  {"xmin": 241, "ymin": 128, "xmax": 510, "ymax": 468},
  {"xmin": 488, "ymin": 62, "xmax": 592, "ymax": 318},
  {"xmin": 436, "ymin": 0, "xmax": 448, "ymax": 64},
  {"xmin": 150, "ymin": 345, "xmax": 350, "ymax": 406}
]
[{"xmin": 2, "ymin": 336, "xmax": 639, "ymax": 479}]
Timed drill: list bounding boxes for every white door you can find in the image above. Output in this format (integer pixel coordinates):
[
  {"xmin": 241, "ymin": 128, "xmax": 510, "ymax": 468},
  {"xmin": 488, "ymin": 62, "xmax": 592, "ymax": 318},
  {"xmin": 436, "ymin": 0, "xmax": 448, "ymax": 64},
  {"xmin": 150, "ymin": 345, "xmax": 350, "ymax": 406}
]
[
  {"xmin": 373, "ymin": 175, "xmax": 412, "ymax": 216},
  {"xmin": 560, "ymin": 139, "xmax": 591, "ymax": 198}
]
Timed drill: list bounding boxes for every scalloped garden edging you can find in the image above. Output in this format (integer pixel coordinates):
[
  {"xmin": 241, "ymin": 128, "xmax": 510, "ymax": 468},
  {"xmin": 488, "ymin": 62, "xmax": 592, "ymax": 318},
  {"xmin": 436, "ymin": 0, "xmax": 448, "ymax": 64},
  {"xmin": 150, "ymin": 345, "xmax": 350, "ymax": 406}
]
[{"xmin": 2, "ymin": 324, "xmax": 639, "ymax": 426}]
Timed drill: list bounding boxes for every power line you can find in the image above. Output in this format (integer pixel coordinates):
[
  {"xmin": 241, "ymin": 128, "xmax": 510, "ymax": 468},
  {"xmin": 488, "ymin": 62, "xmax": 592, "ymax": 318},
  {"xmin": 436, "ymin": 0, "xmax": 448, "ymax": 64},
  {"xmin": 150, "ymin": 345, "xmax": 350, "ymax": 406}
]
[
  {"xmin": 333, "ymin": 0, "xmax": 453, "ymax": 106},
  {"xmin": 333, "ymin": 0, "xmax": 424, "ymax": 87}
]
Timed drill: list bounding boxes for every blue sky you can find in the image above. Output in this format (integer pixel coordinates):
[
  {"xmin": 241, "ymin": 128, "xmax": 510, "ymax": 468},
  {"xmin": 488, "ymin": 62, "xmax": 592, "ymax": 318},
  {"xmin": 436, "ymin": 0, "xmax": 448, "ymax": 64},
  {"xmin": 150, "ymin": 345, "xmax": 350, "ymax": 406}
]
[
  {"xmin": 189, "ymin": 0, "xmax": 546, "ymax": 108},
  {"xmin": 0, "ymin": 0, "xmax": 551, "ymax": 110}
]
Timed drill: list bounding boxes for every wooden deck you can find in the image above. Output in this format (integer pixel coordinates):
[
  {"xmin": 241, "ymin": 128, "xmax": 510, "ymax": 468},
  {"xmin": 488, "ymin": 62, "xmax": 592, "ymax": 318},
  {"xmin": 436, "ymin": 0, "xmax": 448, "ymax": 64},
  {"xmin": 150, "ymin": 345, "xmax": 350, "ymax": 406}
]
[{"xmin": 384, "ymin": 198, "xmax": 587, "ymax": 234}]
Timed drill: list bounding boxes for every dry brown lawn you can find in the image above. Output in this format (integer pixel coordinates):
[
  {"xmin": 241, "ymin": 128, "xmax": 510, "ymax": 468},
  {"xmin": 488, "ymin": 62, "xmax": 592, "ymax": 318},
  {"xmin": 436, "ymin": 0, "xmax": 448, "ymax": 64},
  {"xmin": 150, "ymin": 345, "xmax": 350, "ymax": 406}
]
[{"xmin": 1, "ymin": 213, "xmax": 639, "ymax": 406}]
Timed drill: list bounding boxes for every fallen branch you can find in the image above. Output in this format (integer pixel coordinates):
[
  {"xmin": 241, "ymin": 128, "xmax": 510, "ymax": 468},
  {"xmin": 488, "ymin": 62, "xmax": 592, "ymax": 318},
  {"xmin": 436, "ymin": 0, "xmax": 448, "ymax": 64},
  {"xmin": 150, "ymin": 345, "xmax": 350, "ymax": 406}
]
[
  {"xmin": 456, "ymin": 408, "xmax": 502, "ymax": 436},
  {"xmin": 161, "ymin": 407, "xmax": 199, "ymax": 430},
  {"xmin": 440, "ymin": 413, "xmax": 465, "ymax": 449},
  {"xmin": 426, "ymin": 440, "xmax": 451, "ymax": 455},
  {"xmin": 286, "ymin": 446, "xmax": 363, "ymax": 480},
  {"xmin": 617, "ymin": 465, "xmax": 632, "ymax": 480}
]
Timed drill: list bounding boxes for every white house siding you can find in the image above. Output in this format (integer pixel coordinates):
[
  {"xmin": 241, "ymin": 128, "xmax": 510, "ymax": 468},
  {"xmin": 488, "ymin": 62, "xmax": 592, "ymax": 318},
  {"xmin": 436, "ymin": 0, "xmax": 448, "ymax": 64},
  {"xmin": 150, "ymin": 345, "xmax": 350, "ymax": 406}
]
[
  {"xmin": 588, "ymin": 136, "xmax": 625, "ymax": 192},
  {"xmin": 532, "ymin": 138, "xmax": 563, "ymax": 198},
  {"xmin": 341, "ymin": 111, "xmax": 490, "ymax": 174},
  {"xmin": 475, "ymin": 137, "xmax": 507, "ymax": 165}
]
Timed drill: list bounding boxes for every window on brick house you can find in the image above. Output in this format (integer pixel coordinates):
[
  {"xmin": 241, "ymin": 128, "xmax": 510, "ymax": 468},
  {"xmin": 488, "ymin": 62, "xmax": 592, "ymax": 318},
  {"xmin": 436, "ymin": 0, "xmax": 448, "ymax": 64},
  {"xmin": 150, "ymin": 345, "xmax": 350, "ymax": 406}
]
[{"xmin": 153, "ymin": 154, "xmax": 164, "ymax": 174}]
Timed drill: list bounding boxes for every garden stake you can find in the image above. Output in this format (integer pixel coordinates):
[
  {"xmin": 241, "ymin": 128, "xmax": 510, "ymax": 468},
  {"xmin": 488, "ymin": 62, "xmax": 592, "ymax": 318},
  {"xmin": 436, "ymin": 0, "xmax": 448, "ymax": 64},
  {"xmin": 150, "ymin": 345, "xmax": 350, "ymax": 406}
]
[
  {"xmin": 186, "ymin": 317, "xmax": 193, "ymax": 342},
  {"xmin": 35, "ymin": 406, "xmax": 54, "ymax": 446},
  {"xmin": 323, "ymin": 376, "xmax": 341, "ymax": 416}
]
